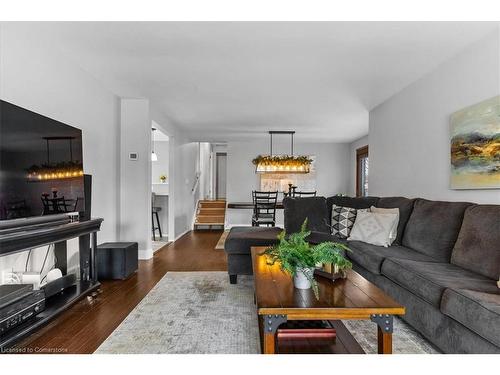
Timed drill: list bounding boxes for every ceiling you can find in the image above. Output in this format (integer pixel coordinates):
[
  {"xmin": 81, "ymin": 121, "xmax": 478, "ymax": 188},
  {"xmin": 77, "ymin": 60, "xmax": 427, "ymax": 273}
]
[{"xmin": 6, "ymin": 22, "xmax": 498, "ymax": 143}]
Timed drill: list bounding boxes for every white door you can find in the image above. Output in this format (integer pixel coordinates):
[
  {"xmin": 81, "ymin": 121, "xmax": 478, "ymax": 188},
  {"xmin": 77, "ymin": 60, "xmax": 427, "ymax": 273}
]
[{"xmin": 216, "ymin": 153, "xmax": 227, "ymax": 199}]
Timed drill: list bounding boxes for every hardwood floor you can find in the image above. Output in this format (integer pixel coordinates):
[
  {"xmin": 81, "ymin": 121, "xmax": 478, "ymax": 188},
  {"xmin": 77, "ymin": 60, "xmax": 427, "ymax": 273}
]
[
  {"xmin": 14, "ymin": 230, "xmax": 226, "ymax": 354},
  {"xmin": 13, "ymin": 230, "xmax": 362, "ymax": 354}
]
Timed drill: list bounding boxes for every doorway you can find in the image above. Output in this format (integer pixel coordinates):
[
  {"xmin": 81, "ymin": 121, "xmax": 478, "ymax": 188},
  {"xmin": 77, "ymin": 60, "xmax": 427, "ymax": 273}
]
[
  {"xmin": 215, "ymin": 152, "xmax": 227, "ymax": 200},
  {"xmin": 151, "ymin": 124, "xmax": 172, "ymax": 250}
]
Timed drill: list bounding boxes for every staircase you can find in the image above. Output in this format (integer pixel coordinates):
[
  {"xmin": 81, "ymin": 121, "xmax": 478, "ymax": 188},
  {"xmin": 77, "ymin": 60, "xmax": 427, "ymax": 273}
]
[{"xmin": 194, "ymin": 200, "xmax": 226, "ymax": 230}]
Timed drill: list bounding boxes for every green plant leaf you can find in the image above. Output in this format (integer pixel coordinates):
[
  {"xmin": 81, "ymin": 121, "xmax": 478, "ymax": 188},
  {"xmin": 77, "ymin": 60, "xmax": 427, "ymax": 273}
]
[{"xmin": 259, "ymin": 218, "xmax": 353, "ymax": 300}]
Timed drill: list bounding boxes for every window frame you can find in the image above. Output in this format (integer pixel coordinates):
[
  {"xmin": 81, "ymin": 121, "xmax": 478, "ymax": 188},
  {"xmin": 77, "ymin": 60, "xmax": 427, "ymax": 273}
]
[{"xmin": 356, "ymin": 145, "xmax": 369, "ymax": 197}]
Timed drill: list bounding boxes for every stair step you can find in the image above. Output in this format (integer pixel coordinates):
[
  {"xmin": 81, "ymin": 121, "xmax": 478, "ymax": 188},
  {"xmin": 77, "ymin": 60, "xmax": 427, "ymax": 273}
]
[
  {"xmin": 195, "ymin": 215, "xmax": 225, "ymax": 224},
  {"xmin": 198, "ymin": 208, "xmax": 225, "ymax": 215},
  {"xmin": 195, "ymin": 200, "xmax": 226, "ymax": 230},
  {"xmin": 199, "ymin": 201, "xmax": 226, "ymax": 208}
]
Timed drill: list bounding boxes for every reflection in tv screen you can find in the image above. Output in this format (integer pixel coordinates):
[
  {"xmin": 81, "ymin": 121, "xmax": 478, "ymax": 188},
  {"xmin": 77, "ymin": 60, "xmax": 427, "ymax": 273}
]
[{"xmin": 0, "ymin": 100, "xmax": 85, "ymax": 221}]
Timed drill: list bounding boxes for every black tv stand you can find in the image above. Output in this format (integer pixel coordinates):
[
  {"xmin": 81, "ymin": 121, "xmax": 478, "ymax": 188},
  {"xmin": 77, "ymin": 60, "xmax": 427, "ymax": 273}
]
[{"xmin": 0, "ymin": 217, "xmax": 103, "ymax": 349}]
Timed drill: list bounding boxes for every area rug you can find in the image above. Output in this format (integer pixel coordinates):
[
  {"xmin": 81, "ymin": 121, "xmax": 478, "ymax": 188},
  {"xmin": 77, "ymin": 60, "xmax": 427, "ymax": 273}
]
[
  {"xmin": 214, "ymin": 230, "xmax": 230, "ymax": 250},
  {"xmin": 95, "ymin": 272, "xmax": 260, "ymax": 354},
  {"xmin": 343, "ymin": 318, "xmax": 438, "ymax": 354},
  {"xmin": 95, "ymin": 272, "xmax": 438, "ymax": 354}
]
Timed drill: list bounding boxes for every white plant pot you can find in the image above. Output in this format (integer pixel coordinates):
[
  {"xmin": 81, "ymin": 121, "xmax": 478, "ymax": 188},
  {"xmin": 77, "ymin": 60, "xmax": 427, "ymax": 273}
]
[{"xmin": 293, "ymin": 267, "xmax": 315, "ymax": 289}]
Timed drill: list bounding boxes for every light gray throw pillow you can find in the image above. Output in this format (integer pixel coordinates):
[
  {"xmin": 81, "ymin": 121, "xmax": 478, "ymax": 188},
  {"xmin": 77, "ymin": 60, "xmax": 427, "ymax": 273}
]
[
  {"xmin": 370, "ymin": 206, "xmax": 400, "ymax": 245},
  {"xmin": 348, "ymin": 211, "xmax": 399, "ymax": 247}
]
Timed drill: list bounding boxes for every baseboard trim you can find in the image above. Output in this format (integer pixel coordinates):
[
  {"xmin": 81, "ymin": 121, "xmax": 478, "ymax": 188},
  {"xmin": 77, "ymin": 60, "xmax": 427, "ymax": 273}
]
[
  {"xmin": 225, "ymin": 223, "xmax": 250, "ymax": 229},
  {"xmin": 138, "ymin": 248, "xmax": 153, "ymax": 260},
  {"xmin": 173, "ymin": 229, "xmax": 190, "ymax": 242}
]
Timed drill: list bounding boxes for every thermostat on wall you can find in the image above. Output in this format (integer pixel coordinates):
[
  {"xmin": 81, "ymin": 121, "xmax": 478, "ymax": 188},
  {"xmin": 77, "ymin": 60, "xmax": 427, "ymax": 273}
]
[{"xmin": 129, "ymin": 152, "xmax": 138, "ymax": 160}]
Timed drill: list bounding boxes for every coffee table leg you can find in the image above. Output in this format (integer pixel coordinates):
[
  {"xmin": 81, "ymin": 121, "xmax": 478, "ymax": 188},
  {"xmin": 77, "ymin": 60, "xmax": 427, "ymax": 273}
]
[
  {"xmin": 262, "ymin": 314, "xmax": 287, "ymax": 354},
  {"xmin": 263, "ymin": 332, "xmax": 276, "ymax": 354},
  {"xmin": 377, "ymin": 326, "xmax": 393, "ymax": 354},
  {"xmin": 371, "ymin": 314, "xmax": 393, "ymax": 354}
]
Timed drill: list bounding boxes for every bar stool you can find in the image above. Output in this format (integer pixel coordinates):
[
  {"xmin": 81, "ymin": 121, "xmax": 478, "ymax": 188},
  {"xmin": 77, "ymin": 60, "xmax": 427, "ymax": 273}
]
[{"xmin": 152, "ymin": 193, "xmax": 162, "ymax": 240}]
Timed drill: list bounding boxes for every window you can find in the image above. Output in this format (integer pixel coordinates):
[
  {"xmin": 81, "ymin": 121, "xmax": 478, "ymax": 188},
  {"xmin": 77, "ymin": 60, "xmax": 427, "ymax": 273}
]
[{"xmin": 356, "ymin": 146, "xmax": 369, "ymax": 197}]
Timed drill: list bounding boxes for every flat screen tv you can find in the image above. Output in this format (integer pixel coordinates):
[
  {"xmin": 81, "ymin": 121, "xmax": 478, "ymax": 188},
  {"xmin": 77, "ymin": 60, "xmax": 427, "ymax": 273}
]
[{"xmin": 0, "ymin": 100, "xmax": 84, "ymax": 221}]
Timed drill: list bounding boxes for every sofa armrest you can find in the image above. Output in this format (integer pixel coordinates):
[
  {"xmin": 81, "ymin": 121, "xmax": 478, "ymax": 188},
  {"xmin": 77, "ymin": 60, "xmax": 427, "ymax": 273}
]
[{"xmin": 283, "ymin": 197, "xmax": 330, "ymax": 234}]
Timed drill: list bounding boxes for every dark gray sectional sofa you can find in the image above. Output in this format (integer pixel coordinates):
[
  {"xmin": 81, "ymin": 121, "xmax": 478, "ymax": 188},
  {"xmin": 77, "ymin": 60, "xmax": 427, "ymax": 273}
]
[{"xmin": 224, "ymin": 195, "xmax": 500, "ymax": 354}]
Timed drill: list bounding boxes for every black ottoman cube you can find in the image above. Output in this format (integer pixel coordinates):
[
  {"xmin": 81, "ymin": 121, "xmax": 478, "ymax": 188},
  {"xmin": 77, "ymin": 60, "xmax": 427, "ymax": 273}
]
[
  {"xmin": 97, "ymin": 242, "xmax": 138, "ymax": 280},
  {"xmin": 224, "ymin": 226, "xmax": 282, "ymax": 284}
]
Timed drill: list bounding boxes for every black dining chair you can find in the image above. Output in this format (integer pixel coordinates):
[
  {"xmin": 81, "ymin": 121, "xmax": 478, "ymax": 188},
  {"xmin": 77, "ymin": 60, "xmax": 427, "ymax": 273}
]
[
  {"xmin": 5, "ymin": 199, "xmax": 29, "ymax": 219},
  {"xmin": 41, "ymin": 195, "xmax": 66, "ymax": 215},
  {"xmin": 58, "ymin": 197, "xmax": 80, "ymax": 213},
  {"xmin": 252, "ymin": 191, "xmax": 278, "ymax": 227}
]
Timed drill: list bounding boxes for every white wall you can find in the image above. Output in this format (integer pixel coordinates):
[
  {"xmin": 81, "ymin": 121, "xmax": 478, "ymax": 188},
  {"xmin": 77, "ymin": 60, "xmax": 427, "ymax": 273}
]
[
  {"xmin": 348, "ymin": 135, "xmax": 369, "ymax": 196},
  {"xmin": 226, "ymin": 140, "xmax": 350, "ymax": 227},
  {"xmin": 0, "ymin": 24, "xmax": 120, "ymax": 275},
  {"xmin": 369, "ymin": 29, "xmax": 500, "ymax": 204},
  {"xmin": 119, "ymin": 99, "xmax": 152, "ymax": 259}
]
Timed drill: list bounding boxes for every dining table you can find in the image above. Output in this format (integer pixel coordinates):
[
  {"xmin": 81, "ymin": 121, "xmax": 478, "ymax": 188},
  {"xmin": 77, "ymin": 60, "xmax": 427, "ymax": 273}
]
[{"xmin": 227, "ymin": 201, "xmax": 284, "ymax": 209}]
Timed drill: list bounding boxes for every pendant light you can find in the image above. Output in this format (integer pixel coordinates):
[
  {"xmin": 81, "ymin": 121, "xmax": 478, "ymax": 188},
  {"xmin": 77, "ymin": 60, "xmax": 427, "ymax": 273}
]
[{"xmin": 252, "ymin": 131, "xmax": 312, "ymax": 174}]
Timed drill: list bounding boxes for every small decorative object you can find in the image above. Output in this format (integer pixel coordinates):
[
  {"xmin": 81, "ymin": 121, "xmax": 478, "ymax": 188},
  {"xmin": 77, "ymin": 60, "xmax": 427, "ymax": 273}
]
[
  {"xmin": 160, "ymin": 175, "xmax": 167, "ymax": 183},
  {"xmin": 450, "ymin": 95, "xmax": 500, "ymax": 189},
  {"xmin": 260, "ymin": 219, "xmax": 352, "ymax": 299}
]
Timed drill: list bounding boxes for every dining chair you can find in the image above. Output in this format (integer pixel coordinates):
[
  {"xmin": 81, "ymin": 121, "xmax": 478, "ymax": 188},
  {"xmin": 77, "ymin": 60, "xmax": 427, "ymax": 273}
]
[{"xmin": 252, "ymin": 191, "xmax": 278, "ymax": 227}]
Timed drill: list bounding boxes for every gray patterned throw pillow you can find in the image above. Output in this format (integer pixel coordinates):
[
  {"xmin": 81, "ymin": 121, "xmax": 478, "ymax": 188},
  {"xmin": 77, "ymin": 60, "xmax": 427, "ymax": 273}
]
[{"xmin": 331, "ymin": 204, "xmax": 362, "ymax": 238}]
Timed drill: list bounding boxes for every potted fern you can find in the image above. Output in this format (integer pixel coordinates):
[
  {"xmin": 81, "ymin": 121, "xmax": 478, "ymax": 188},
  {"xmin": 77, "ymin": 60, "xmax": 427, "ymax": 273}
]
[{"xmin": 260, "ymin": 219, "xmax": 352, "ymax": 298}]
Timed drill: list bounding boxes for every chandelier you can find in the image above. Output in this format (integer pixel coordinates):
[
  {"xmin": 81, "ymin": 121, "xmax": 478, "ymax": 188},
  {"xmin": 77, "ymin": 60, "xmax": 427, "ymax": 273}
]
[
  {"xmin": 27, "ymin": 136, "xmax": 83, "ymax": 182},
  {"xmin": 252, "ymin": 131, "xmax": 312, "ymax": 174}
]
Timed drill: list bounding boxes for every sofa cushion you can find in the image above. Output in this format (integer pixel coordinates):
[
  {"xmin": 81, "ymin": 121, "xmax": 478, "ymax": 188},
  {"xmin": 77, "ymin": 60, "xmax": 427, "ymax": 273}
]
[
  {"xmin": 451, "ymin": 205, "xmax": 500, "ymax": 280},
  {"xmin": 402, "ymin": 199, "xmax": 473, "ymax": 262},
  {"xmin": 224, "ymin": 226, "xmax": 282, "ymax": 255},
  {"xmin": 381, "ymin": 258, "xmax": 498, "ymax": 307},
  {"xmin": 306, "ymin": 231, "xmax": 347, "ymax": 245},
  {"xmin": 283, "ymin": 196, "xmax": 330, "ymax": 234},
  {"xmin": 347, "ymin": 241, "xmax": 438, "ymax": 275},
  {"xmin": 376, "ymin": 197, "xmax": 415, "ymax": 245},
  {"xmin": 441, "ymin": 288, "xmax": 500, "ymax": 347},
  {"xmin": 326, "ymin": 196, "xmax": 379, "ymax": 221}
]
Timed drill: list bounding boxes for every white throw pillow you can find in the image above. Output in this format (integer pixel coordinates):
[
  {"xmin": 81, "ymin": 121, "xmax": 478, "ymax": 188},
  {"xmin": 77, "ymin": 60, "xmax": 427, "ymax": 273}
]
[
  {"xmin": 370, "ymin": 206, "xmax": 400, "ymax": 245},
  {"xmin": 348, "ymin": 211, "xmax": 399, "ymax": 247}
]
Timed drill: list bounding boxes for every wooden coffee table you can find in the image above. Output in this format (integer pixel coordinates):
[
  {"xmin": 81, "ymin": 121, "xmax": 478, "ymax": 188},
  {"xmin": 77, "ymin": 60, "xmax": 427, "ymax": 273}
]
[{"xmin": 251, "ymin": 246, "xmax": 405, "ymax": 354}]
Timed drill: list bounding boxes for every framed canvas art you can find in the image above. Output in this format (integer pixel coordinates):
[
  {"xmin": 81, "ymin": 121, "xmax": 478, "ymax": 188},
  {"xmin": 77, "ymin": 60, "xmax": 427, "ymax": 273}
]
[{"xmin": 450, "ymin": 95, "xmax": 500, "ymax": 189}]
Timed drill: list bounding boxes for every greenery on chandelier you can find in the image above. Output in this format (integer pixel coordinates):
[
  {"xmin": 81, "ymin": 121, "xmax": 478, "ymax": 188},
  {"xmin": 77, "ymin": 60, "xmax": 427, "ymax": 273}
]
[
  {"xmin": 260, "ymin": 219, "xmax": 352, "ymax": 299},
  {"xmin": 252, "ymin": 154, "xmax": 313, "ymax": 166}
]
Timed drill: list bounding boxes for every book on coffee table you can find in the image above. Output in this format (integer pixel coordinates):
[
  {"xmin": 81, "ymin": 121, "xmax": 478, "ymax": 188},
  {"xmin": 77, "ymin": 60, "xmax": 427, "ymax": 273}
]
[{"xmin": 277, "ymin": 320, "xmax": 336, "ymax": 340}]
